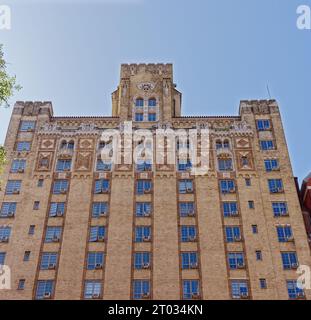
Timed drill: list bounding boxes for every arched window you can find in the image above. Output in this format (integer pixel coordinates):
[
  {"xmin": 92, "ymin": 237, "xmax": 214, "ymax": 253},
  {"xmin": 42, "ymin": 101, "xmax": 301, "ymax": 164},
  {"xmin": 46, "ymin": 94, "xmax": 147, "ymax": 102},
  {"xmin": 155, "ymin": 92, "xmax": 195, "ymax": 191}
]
[
  {"xmin": 68, "ymin": 141, "xmax": 75, "ymax": 150},
  {"xmin": 216, "ymin": 140, "xmax": 222, "ymax": 150},
  {"xmin": 223, "ymin": 140, "xmax": 230, "ymax": 149},
  {"xmin": 148, "ymin": 98, "xmax": 157, "ymax": 107},
  {"xmin": 135, "ymin": 98, "xmax": 144, "ymax": 107},
  {"xmin": 60, "ymin": 140, "xmax": 74, "ymax": 150},
  {"xmin": 60, "ymin": 141, "xmax": 67, "ymax": 149}
]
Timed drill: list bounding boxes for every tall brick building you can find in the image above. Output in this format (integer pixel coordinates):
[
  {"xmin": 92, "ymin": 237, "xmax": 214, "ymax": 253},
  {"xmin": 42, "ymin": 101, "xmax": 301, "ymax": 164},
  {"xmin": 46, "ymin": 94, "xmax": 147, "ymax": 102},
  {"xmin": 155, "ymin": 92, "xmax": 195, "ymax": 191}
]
[
  {"xmin": 301, "ymin": 173, "xmax": 311, "ymax": 245},
  {"xmin": 0, "ymin": 64, "xmax": 310, "ymax": 300}
]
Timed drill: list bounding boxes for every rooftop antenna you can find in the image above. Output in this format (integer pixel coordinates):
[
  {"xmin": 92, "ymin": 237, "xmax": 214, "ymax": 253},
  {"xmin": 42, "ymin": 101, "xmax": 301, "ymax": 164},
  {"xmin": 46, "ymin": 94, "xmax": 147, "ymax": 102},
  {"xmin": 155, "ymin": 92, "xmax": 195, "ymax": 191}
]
[{"xmin": 266, "ymin": 84, "xmax": 272, "ymax": 99}]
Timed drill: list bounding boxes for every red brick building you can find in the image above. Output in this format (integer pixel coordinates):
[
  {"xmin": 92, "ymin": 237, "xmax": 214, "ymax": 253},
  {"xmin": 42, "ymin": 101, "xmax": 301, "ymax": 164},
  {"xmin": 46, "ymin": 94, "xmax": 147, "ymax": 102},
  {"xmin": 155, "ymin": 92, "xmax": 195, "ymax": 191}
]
[{"xmin": 301, "ymin": 173, "xmax": 311, "ymax": 244}]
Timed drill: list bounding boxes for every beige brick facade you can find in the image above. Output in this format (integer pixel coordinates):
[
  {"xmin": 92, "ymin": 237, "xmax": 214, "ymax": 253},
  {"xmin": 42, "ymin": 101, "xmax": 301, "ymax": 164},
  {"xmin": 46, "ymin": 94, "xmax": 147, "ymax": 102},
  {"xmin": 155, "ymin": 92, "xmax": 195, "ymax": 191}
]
[{"xmin": 0, "ymin": 63, "xmax": 310, "ymax": 300}]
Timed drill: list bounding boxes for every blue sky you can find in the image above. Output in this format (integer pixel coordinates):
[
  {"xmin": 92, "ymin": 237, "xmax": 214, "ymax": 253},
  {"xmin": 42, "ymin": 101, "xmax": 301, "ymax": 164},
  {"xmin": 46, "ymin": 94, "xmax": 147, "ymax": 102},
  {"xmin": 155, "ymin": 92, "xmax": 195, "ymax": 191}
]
[{"xmin": 0, "ymin": 0, "xmax": 310, "ymax": 182}]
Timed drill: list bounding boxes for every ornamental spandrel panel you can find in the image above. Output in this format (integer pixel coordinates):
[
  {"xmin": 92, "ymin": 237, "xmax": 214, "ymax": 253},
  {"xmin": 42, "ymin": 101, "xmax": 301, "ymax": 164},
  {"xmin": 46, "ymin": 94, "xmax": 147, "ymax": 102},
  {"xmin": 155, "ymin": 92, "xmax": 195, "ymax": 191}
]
[
  {"xmin": 40, "ymin": 138, "xmax": 56, "ymax": 150},
  {"xmin": 258, "ymin": 131, "xmax": 274, "ymax": 140},
  {"xmin": 236, "ymin": 151, "xmax": 255, "ymax": 171},
  {"xmin": 78, "ymin": 138, "xmax": 94, "ymax": 150},
  {"xmin": 36, "ymin": 152, "xmax": 54, "ymax": 171},
  {"xmin": 235, "ymin": 138, "xmax": 250, "ymax": 149},
  {"xmin": 75, "ymin": 151, "xmax": 93, "ymax": 171}
]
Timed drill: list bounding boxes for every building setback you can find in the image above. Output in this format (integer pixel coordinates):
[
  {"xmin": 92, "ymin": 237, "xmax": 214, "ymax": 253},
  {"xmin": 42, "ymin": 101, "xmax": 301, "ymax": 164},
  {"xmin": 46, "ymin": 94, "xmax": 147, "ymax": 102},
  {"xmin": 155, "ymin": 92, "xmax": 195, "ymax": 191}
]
[{"xmin": 0, "ymin": 64, "xmax": 310, "ymax": 300}]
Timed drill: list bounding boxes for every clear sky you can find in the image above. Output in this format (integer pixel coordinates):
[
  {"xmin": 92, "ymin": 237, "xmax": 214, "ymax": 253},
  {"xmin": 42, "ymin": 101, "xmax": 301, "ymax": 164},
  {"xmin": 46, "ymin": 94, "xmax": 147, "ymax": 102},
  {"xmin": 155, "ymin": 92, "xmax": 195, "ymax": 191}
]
[{"xmin": 0, "ymin": 0, "xmax": 310, "ymax": 183}]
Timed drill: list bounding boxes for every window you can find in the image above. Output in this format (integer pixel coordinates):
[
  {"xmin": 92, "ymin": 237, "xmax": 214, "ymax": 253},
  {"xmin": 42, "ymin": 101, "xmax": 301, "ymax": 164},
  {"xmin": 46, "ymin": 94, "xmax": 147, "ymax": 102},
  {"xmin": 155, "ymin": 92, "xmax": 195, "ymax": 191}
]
[
  {"xmin": 220, "ymin": 180, "xmax": 235, "ymax": 194},
  {"xmin": 148, "ymin": 113, "xmax": 156, "ymax": 122},
  {"xmin": 260, "ymin": 140, "xmax": 275, "ymax": 151},
  {"xmin": 60, "ymin": 141, "xmax": 74, "ymax": 150},
  {"xmin": 218, "ymin": 158, "xmax": 233, "ymax": 171},
  {"xmin": 225, "ymin": 226, "xmax": 241, "ymax": 242},
  {"xmin": 257, "ymin": 119, "xmax": 271, "ymax": 131},
  {"xmin": 33, "ymin": 201, "xmax": 40, "ymax": 210},
  {"xmin": 0, "ymin": 226, "xmax": 11, "ymax": 241},
  {"xmin": 179, "ymin": 203, "xmax": 195, "ymax": 217},
  {"xmin": 94, "ymin": 179, "xmax": 110, "ymax": 194},
  {"xmin": 20, "ymin": 121, "xmax": 36, "ymax": 132},
  {"xmin": 179, "ymin": 180, "xmax": 193, "ymax": 194},
  {"xmin": 16, "ymin": 141, "xmax": 31, "ymax": 152},
  {"xmin": 181, "ymin": 226, "xmax": 197, "ymax": 242},
  {"xmin": 256, "ymin": 250, "xmax": 262, "ymax": 261},
  {"xmin": 35, "ymin": 280, "xmax": 54, "ymax": 300},
  {"xmin": 245, "ymin": 178, "xmax": 251, "ymax": 186},
  {"xmin": 11, "ymin": 159, "xmax": 26, "ymax": 173},
  {"xmin": 0, "ymin": 202, "xmax": 17, "ymax": 218},
  {"xmin": 228, "ymin": 252, "xmax": 245, "ymax": 269},
  {"xmin": 136, "ymin": 161, "xmax": 152, "ymax": 172},
  {"xmin": 96, "ymin": 159, "xmax": 112, "ymax": 172},
  {"xmin": 252, "ymin": 225, "xmax": 258, "ymax": 234},
  {"xmin": 183, "ymin": 280, "xmax": 200, "ymax": 300},
  {"xmin": 287, "ymin": 280, "xmax": 305, "ymax": 299},
  {"xmin": 259, "ymin": 279, "xmax": 267, "ymax": 289},
  {"xmin": 272, "ymin": 202, "xmax": 288, "ymax": 217},
  {"xmin": 216, "ymin": 140, "xmax": 230, "ymax": 149},
  {"xmin": 134, "ymin": 252, "xmax": 151, "ymax": 269},
  {"xmin": 136, "ymin": 180, "xmax": 152, "ymax": 195},
  {"xmin": 84, "ymin": 281, "xmax": 102, "ymax": 299},
  {"xmin": 148, "ymin": 98, "xmax": 156, "ymax": 107},
  {"xmin": 28, "ymin": 225, "xmax": 35, "ymax": 235},
  {"xmin": 181, "ymin": 252, "xmax": 198, "ymax": 269},
  {"xmin": 98, "ymin": 141, "xmax": 107, "ymax": 150},
  {"xmin": 231, "ymin": 280, "xmax": 249, "ymax": 299},
  {"xmin": 178, "ymin": 159, "xmax": 192, "ymax": 172},
  {"xmin": 223, "ymin": 202, "xmax": 238, "ymax": 217},
  {"xmin": 281, "ymin": 252, "xmax": 298, "ymax": 270},
  {"xmin": 0, "ymin": 252, "xmax": 6, "ymax": 265},
  {"xmin": 92, "ymin": 202, "xmax": 108, "ymax": 218},
  {"xmin": 264, "ymin": 159, "xmax": 279, "ymax": 172},
  {"xmin": 268, "ymin": 179, "xmax": 283, "ymax": 193},
  {"xmin": 89, "ymin": 226, "xmax": 106, "ymax": 242},
  {"xmin": 135, "ymin": 98, "xmax": 144, "ymax": 107},
  {"xmin": 37, "ymin": 179, "xmax": 44, "ymax": 187},
  {"xmin": 39, "ymin": 157, "xmax": 49, "ymax": 168},
  {"xmin": 135, "ymin": 113, "xmax": 144, "ymax": 122},
  {"xmin": 56, "ymin": 159, "xmax": 72, "ymax": 172},
  {"xmin": 52, "ymin": 180, "xmax": 69, "ymax": 194},
  {"xmin": 223, "ymin": 140, "xmax": 230, "ymax": 149},
  {"xmin": 5, "ymin": 180, "xmax": 22, "ymax": 195},
  {"xmin": 136, "ymin": 203, "xmax": 152, "ymax": 217},
  {"xmin": 45, "ymin": 227, "xmax": 62, "ymax": 243},
  {"xmin": 133, "ymin": 280, "xmax": 150, "ymax": 300},
  {"xmin": 87, "ymin": 252, "xmax": 104, "ymax": 270},
  {"xmin": 40, "ymin": 253, "xmax": 58, "ymax": 270},
  {"xmin": 248, "ymin": 201, "xmax": 255, "ymax": 209},
  {"xmin": 49, "ymin": 203, "xmax": 65, "ymax": 217},
  {"xmin": 177, "ymin": 139, "xmax": 190, "ymax": 150},
  {"xmin": 23, "ymin": 251, "xmax": 31, "ymax": 262},
  {"xmin": 241, "ymin": 156, "xmax": 249, "ymax": 166},
  {"xmin": 135, "ymin": 226, "xmax": 151, "ymax": 242},
  {"xmin": 18, "ymin": 279, "xmax": 25, "ymax": 290},
  {"xmin": 216, "ymin": 140, "xmax": 223, "ymax": 150},
  {"xmin": 277, "ymin": 226, "xmax": 293, "ymax": 242}
]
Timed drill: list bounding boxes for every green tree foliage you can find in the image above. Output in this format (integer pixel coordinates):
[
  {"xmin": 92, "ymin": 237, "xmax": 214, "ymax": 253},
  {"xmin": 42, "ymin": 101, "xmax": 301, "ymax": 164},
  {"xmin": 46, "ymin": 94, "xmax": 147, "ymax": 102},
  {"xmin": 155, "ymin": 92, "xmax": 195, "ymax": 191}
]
[{"xmin": 0, "ymin": 44, "xmax": 21, "ymax": 107}]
